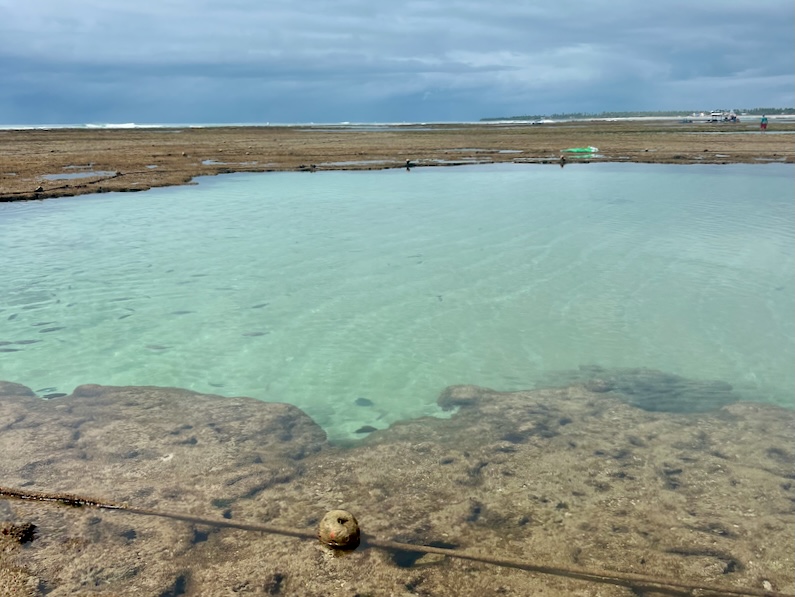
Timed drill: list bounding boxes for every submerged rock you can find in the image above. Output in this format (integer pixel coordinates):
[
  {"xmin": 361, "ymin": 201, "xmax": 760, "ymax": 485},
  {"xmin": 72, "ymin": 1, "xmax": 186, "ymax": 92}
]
[
  {"xmin": 437, "ymin": 384, "xmax": 496, "ymax": 410},
  {"xmin": 537, "ymin": 366, "xmax": 740, "ymax": 413},
  {"xmin": 0, "ymin": 381, "xmax": 36, "ymax": 398},
  {"xmin": 354, "ymin": 425, "xmax": 377, "ymax": 434},
  {"xmin": 606, "ymin": 368, "xmax": 737, "ymax": 412}
]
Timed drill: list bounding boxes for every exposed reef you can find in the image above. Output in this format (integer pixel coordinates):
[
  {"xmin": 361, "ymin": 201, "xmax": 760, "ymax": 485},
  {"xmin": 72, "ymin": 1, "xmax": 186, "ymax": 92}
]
[
  {"xmin": 2, "ymin": 121, "xmax": 793, "ymax": 202},
  {"xmin": 1, "ymin": 378, "xmax": 793, "ymax": 595}
]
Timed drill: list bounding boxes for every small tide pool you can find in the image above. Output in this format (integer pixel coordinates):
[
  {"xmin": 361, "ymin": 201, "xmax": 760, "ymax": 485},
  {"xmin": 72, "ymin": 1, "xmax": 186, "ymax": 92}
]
[
  {"xmin": 40, "ymin": 170, "xmax": 117, "ymax": 180},
  {"xmin": 1, "ymin": 163, "xmax": 793, "ymax": 438}
]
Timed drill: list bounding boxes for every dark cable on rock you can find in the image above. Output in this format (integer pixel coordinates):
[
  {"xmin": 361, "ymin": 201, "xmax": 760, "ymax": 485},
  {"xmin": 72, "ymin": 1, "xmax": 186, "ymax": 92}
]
[
  {"xmin": 0, "ymin": 486, "xmax": 316, "ymax": 541},
  {"xmin": 1, "ymin": 486, "xmax": 790, "ymax": 597}
]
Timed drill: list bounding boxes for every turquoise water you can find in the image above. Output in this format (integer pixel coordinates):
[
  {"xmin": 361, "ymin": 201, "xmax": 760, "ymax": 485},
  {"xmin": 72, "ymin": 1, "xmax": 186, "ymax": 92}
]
[{"xmin": 1, "ymin": 163, "xmax": 793, "ymax": 438}]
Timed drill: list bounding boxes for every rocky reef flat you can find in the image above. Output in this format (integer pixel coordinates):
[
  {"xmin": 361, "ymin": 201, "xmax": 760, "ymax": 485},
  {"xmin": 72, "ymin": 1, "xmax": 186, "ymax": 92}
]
[
  {"xmin": 2, "ymin": 120, "xmax": 793, "ymax": 202},
  {"xmin": 1, "ymin": 376, "xmax": 793, "ymax": 596}
]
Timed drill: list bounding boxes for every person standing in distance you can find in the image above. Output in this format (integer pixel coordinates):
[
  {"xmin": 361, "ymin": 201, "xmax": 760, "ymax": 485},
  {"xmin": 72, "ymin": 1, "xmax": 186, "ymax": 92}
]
[{"xmin": 760, "ymin": 115, "xmax": 768, "ymax": 131}]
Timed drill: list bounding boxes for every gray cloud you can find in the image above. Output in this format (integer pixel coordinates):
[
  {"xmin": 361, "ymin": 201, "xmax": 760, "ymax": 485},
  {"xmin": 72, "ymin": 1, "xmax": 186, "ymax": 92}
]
[{"xmin": 0, "ymin": 0, "xmax": 792, "ymax": 123}]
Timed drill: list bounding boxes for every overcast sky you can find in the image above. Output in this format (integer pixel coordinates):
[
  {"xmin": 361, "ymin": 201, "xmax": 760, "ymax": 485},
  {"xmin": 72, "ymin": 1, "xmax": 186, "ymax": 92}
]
[{"xmin": 1, "ymin": 0, "xmax": 792, "ymax": 124}]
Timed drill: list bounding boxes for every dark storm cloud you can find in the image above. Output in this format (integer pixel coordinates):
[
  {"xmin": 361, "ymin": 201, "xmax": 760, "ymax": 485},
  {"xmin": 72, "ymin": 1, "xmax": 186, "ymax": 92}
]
[{"xmin": 0, "ymin": 0, "xmax": 791, "ymax": 123}]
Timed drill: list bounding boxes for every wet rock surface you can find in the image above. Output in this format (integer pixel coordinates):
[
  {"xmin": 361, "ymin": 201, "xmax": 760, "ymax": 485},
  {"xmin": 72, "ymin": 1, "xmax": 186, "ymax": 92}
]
[{"xmin": 1, "ymin": 379, "xmax": 793, "ymax": 596}]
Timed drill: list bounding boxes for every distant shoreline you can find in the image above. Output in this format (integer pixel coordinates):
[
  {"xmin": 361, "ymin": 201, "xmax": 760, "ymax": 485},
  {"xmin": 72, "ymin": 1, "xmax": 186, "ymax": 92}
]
[
  {"xmin": 3, "ymin": 113, "xmax": 795, "ymax": 131},
  {"xmin": 2, "ymin": 120, "xmax": 793, "ymax": 202},
  {"xmin": 481, "ymin": 109, "xmax": 795, "ymax": 122}
]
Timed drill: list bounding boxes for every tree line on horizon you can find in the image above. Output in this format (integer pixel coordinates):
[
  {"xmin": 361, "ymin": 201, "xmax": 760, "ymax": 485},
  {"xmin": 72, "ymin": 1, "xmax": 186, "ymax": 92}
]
[{"xmin": 481, "ymin": 107, "xmax": 794, "ymax": 121}]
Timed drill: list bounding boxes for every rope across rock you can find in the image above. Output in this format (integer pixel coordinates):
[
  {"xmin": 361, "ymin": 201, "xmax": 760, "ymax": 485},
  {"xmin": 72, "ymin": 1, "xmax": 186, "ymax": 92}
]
[{"xmin": 1, "ymin": 486, "xmax": 790, "ymax": 597}]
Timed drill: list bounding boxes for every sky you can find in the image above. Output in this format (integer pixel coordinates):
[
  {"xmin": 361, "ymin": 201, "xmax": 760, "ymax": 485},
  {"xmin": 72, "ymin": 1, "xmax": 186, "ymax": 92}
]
[{"xmin": 0, "ymin": 1, "xmax": 793, "ymax": 124}]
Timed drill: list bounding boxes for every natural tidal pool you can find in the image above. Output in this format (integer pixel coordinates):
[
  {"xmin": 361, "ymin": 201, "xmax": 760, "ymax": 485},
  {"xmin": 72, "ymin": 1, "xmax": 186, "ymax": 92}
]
[{"xmin": 1, "ymin": 163, "xmax": 793, "ymax": 438}]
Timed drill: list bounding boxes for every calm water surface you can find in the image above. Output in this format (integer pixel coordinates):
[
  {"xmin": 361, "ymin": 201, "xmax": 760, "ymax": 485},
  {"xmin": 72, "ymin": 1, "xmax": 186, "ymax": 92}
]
[{"xmin": 1, "ymin": 163, "xmax": 793, "ymax": 438}]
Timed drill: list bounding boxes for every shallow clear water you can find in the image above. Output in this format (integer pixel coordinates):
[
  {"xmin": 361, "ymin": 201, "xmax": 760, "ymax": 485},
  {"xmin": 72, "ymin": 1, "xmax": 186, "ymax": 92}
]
[
  {"xmin": 40, "ymin": 171, "xmax": 117, "ymax": 181},
  {"xmin": 1, "ymin": 163, "xmax": 793, "ymax": 438}
]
